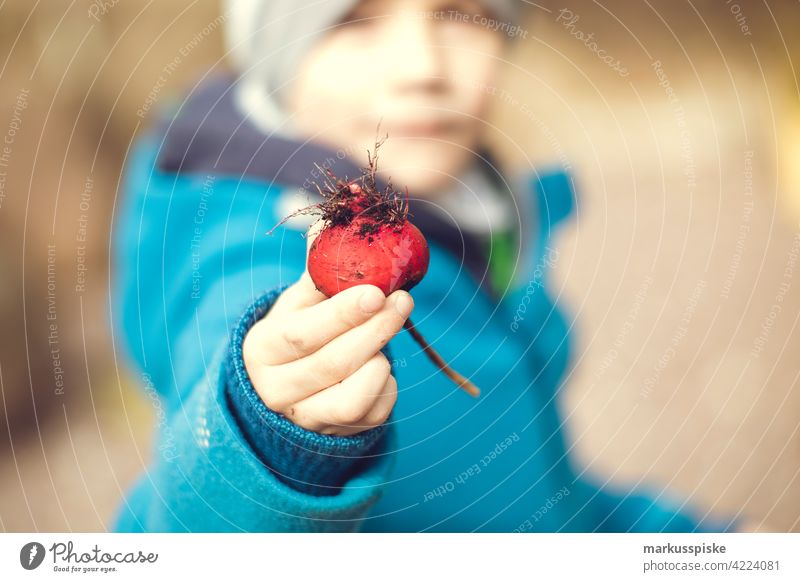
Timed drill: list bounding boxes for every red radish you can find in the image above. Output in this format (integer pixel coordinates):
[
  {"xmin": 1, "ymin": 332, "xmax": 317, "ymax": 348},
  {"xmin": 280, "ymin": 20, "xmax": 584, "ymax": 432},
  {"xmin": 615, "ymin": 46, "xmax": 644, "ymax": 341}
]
[
  {"xmin": 308, "ymin": 218, "xmax": 429, "ymax": 296},
  {"xmin": 268, "ymin": 136, "xmax": 480, "ymax": 398}
]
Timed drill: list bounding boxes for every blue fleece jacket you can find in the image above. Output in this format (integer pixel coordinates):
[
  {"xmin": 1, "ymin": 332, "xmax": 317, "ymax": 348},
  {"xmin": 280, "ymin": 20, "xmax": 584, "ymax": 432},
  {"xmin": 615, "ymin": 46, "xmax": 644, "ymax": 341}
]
[{"xmin": 110, "ymin": 76, "xmax": 739, "ymax": 533}]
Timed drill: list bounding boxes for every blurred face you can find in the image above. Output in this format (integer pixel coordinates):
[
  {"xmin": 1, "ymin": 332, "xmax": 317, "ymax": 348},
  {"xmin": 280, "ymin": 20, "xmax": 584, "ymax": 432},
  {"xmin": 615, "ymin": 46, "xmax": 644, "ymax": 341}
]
[{"xmin": 286, "ymin": 0, "xmax": 507, "ymax": 196}]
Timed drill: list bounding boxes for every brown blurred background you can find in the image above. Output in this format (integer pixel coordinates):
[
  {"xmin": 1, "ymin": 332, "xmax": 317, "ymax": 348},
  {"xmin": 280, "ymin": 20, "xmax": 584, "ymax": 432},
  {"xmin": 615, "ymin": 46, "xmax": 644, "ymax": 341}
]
[{"xmin": 0, "ymin": 0, "xmax": 798, "ymax": 531}]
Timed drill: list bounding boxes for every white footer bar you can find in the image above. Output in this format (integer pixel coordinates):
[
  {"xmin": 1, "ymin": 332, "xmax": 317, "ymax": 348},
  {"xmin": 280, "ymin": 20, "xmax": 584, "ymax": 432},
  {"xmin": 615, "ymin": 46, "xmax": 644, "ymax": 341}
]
[{"xmin": 1, "ymin": 533, "xmax": 797, "ymax": 581}]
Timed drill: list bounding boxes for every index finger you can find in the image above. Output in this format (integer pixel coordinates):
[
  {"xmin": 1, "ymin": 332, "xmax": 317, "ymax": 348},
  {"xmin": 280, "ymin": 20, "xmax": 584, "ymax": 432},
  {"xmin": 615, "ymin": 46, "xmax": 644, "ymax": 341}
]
[{"xmin": 249, "ymin": 283, "xmax": 386, "ymax": 365}]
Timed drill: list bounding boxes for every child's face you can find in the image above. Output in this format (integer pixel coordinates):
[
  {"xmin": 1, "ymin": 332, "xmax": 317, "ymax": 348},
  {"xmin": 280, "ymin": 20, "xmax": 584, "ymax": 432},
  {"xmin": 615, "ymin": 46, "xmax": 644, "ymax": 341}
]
[{"xmin": 287, "ymin": 0, "xmax": 507, "ymax": 196}]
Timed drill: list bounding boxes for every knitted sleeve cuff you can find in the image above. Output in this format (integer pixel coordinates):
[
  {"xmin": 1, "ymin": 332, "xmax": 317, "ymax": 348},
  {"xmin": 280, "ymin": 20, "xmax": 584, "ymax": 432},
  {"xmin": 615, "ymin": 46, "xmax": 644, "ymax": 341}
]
[{"xmin": 223, "ymin": 284, "xmax": 393, "ymax": 497}]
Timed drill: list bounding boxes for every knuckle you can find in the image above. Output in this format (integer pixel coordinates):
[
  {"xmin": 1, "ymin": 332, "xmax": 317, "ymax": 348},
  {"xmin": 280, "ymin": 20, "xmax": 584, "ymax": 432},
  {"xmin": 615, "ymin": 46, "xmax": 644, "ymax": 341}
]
[
  {"xmin": 242, "ymin": 325, "xmax": 266, "ymax": 360},
  {"xmin": 374, "ymin": 353, "xmax": 392, "ymax": 377},
  {"xmin": 386, "ymin": 374, "xmax": 398, "ymax": 400},
  {"xmin": 375, "ymin": 313, "xmax": 403, "ymax": 341},
  {"xmin": 279, "ymin": 325, "xmax": 308, "ymax": 354},
  {"xmin": 367, "ymin": 377, "xmax": 397, "ymax": 426},
  {"xmin": 258, "ymin": 384, "xmax": 291, "ymax": 413},
  {"xmin": 330, "ymin": 398, "xmax": 367, "ymax": 426},
  {"xmin": 371, "ymin": 330, "xmax": 391, "ymax": 349},
  {"xmin": 284, "ymin": 403, "xmax": 320, "ymax": 432},
  {"xmin": 242, "ymin": 336, "xmax": 259, "ymax": 368},
  {"xmin": 382, "ymin": 375, "xmax": 398, "ymax": 409},
  {"xmin": 315, "ymin": 353, "xmax": 347, "ymax": 383},
  {"xmin": 334, "ymin": 300, "xmax": 359, "ymax": 328},
  {"xmin": 369, "ymin": 405, "xmax": 391, "ymax": 427}
]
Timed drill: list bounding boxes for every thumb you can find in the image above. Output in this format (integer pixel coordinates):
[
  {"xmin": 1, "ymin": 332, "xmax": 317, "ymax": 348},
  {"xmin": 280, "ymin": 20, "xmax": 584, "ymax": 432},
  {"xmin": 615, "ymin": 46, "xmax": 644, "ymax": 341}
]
[
  {"xmin": 305, "ymin": 218, "xmax": 325, "ymax": 260},
  {"xmin": 294, "ymin": 219, "xmax": 327, "ymax": 299}
]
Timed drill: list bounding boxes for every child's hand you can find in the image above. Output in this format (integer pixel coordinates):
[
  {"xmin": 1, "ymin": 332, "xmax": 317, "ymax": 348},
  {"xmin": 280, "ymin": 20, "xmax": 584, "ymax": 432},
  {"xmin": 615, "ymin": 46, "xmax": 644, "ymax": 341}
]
[{"xmin": 242, "ymin": 222, "xmax": 412, "ymax": 436}]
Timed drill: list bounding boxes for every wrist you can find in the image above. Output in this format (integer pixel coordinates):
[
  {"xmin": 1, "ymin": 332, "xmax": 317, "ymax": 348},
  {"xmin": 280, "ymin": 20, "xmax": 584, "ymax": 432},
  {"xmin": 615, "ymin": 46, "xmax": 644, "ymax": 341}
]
[{"xmin": 224, "ymin": 285, "xmax": 393, "ymax": 496}]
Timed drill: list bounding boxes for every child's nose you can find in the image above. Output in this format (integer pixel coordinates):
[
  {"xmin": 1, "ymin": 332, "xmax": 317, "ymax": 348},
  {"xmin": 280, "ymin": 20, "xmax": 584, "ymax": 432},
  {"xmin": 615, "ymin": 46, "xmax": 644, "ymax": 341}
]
[{"xmin": 384, "ymin": 17, "xmax": 446, "ymax": 94}]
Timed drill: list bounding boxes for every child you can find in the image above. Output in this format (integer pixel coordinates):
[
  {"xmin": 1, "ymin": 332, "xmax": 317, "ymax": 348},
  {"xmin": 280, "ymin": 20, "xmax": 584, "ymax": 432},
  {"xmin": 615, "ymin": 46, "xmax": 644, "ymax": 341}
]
[{"xmin": 112, "ymin": 0, "xmax": 741, "ymax": 532}]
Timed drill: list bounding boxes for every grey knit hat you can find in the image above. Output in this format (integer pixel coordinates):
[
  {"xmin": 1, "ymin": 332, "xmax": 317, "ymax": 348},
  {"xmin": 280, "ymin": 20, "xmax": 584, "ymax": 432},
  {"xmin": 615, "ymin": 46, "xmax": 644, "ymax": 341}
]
[{"xmin": 223, "ymin": 0, "xmax": 521, "ymax": 134}]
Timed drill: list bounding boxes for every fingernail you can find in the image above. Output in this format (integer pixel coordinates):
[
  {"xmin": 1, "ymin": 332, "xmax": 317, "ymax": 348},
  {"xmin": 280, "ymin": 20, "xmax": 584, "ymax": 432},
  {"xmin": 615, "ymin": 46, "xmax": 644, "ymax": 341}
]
[
  {"xmin": 359, "ymin": 287, "xmax": 385, "ymax": 314},
  {"xmin": 394, "ymin": 292, "xmax": 413, "ymax": 318}
]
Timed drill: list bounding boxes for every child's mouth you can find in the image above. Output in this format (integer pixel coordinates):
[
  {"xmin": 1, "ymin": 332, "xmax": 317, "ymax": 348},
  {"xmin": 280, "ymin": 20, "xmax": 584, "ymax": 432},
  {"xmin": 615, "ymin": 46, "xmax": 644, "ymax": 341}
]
[{"xmin": 391, "ymin": 119, "xmax": 455, "ymax": 137}]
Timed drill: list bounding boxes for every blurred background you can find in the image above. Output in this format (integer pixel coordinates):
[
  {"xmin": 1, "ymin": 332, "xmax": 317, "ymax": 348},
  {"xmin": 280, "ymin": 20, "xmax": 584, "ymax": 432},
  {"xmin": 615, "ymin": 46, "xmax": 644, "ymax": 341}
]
[{"xmin": 0, "ymin": 0, "xmax": 798, "ymax": 531}]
